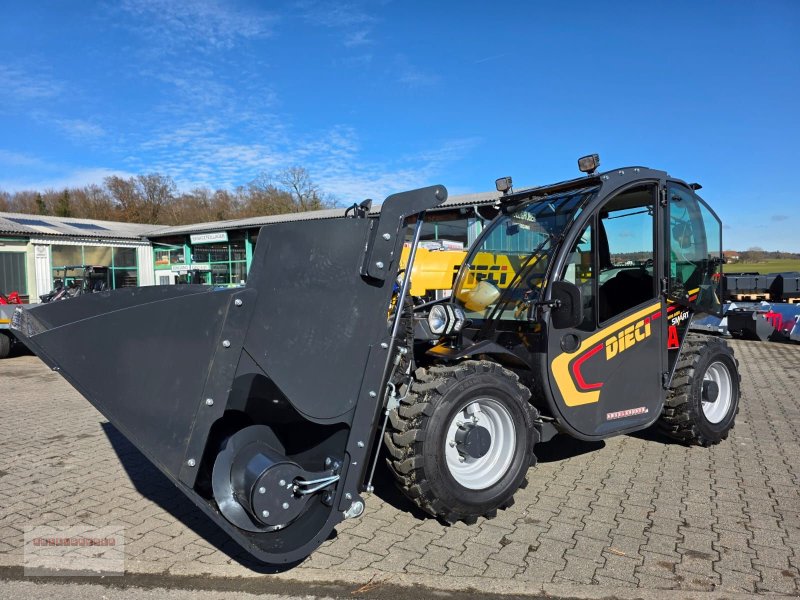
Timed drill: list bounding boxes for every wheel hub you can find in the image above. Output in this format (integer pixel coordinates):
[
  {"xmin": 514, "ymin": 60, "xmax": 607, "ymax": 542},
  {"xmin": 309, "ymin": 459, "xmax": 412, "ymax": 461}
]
[
  {"xmin": 701, "ymin": 361, "xmax": 733, "ymax": 424},
  {"xmin": 444, "ymin": 399, "xmax": 517, "ymax": 490},
  {"xmin": 455, "ymin": 424, "xmax": 492, "ymax": 459},
  {"xmin": 702, "ymin": 380, "xmax": 719, "ymax": 403}
]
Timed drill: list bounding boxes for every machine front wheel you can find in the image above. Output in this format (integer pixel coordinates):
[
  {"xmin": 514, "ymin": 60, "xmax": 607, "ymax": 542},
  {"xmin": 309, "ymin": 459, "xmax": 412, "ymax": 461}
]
[
  {"xmin": 384, "ymin": 360, "xmax": 538, "ymax": 524},
  {"xmin": 659, "ymin": 333, "xmax": 740, "ymax": 446}
]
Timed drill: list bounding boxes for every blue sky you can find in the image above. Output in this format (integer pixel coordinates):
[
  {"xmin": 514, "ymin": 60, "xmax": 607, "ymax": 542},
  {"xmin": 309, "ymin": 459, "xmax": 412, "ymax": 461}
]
[{"xmin": 1, "ymin": 1, "xmax": 798, "ymax": 250}]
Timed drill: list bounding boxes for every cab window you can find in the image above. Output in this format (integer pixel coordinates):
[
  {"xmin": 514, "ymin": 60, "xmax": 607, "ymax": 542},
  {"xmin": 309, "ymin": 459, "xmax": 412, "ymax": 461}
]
[
  {"xmin": 597, "ymin": 185, "xmax": 657, "ymax": 323},
  {"xmin": 559, "ymin": 223, "xmax": 595, "ymax": 330},
  {"xmin": 667, "ymin": 185, "xmax": 722, "ymax": 315}
]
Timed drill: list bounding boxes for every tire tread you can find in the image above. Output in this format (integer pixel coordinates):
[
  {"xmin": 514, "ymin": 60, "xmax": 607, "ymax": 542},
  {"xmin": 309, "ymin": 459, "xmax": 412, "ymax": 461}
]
[
  {"xmin": 385, "ymin": 360, "xmax": 537, "ymax": 523},
  {"xmin": 658, "ymin": 332, "xmax": 741, "ymax": 446}
]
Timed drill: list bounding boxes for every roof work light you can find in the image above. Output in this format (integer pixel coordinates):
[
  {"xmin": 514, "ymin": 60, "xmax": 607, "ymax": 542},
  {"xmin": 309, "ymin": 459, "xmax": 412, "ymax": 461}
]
[
  {"xmin": 578, "ymin": 154, "xmax": 600, "ymax": 175},
  {"xmin": 495, "ymin": 176, "xmax": 513, "ymax": 195}
]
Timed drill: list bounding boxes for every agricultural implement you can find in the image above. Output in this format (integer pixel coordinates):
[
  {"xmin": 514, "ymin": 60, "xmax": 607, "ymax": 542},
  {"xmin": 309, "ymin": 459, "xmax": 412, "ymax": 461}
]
[
  {"xmin": 0, "ymin": 291, "xmax": 25, "ymax": 358},
  {"xmin": 12, "ymin": 156, "xmax": 741, "ymax": 565},
  {"xmin": 39, "ymin": 265, "xmax": 111, "ymax": 303}
]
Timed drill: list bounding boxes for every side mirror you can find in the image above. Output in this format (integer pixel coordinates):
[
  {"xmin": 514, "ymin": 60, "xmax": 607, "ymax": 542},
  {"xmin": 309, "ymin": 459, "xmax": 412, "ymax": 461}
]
[{"xmin": 550, "ymin": 281, "xmax": 583, "ymax": 329}]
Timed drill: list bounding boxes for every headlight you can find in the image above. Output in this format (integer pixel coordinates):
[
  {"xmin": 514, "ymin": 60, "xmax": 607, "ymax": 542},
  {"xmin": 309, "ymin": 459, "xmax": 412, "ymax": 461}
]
[
  {"xmin": 427, "ymin": 304, "xmax": 465, "ymax": 336},
  {"xmin": 428, "ymin": 304, "xmax": 448, "ymax": 334}
]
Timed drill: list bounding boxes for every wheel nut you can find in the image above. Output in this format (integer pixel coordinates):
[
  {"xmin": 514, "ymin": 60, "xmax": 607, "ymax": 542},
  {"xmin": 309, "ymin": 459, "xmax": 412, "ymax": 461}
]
[
  {"xmin": 282, "ymin": 502, "xmax": 290, "ymax": 510},
  {"xmin": 262, "ymin": 510, "xmax": 269, "ymax": 518},
  {"xmin": 258, "ymin": 487, "xmax": 266, "ymax": 494}
]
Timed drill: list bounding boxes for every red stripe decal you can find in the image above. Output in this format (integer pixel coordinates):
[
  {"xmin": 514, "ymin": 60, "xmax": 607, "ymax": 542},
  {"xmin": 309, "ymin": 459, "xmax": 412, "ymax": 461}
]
[
  {"xmin": 651, "ymin": 311, "xmax": 662, "ymax": 320},
  {"xmin": 571, "ymin": 343, "xmax": 605, "ymax": 391}
]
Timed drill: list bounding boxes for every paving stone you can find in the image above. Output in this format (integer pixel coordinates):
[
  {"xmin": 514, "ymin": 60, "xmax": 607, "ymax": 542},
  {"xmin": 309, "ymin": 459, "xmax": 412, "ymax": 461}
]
[{"xmin": 1, "ymin": 340, "xmax": 799, "ymax": 595}]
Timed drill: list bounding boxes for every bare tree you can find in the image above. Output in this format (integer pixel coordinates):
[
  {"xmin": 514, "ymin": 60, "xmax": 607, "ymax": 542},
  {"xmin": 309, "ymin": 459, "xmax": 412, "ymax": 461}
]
[
  {"xmin": 138, "ymin": 173, "xmax": 176, "ymax": 223},
  {"xmin": 242, "ymin": 173, "xmax": 295, "ymax": 217},
  {"xmin": 104, "ymin": 173, "xmax": 176, "ymax": 223},
  {"xmin": 75, "ymin": 185, "xmax": 116, "ymax": 221},
  {"xmin": 276, "ymin": 166, "xmax": 334, "ymax": 211},
  {"xmin": 1, "ymin": 168, "xmax": 332, "ymax": 225},
  {"xmin": 104, "ymin": 176, "xmax": 140, "ymax": 221}
]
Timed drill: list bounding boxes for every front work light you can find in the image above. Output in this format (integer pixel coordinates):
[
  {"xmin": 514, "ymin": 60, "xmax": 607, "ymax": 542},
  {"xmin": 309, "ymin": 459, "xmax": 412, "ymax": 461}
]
[
  {"xmin": 495, "ymin": 176, "xmax": 513, "ymax": 195},
  {"xmin": 428, "ymin": 304, "xmax": 448, "ymax": 334},
  {"xmin": 428, "ymin": 304, "xmax": 467, "ymax": 336},
  {"xmin": 578, "ymin": 154, "xmax": 600, "ymax": 175}
]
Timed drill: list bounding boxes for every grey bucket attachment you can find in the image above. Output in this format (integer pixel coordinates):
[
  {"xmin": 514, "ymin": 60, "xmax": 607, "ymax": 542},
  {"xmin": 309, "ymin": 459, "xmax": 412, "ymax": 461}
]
[{"xmin": 12, "ymin": 185, "xmax": 446, "ymax": 564}]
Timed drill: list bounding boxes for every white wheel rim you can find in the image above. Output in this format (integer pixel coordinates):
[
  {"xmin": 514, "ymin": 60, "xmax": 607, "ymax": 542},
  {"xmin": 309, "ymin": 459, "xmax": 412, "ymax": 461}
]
[
  {"xmin": 444, "ymin": 397, "xmax": 516, "ymax": 490},
  {"xmin": 702, "ymin": 361, "xmax": 733, "ymax": 424}
]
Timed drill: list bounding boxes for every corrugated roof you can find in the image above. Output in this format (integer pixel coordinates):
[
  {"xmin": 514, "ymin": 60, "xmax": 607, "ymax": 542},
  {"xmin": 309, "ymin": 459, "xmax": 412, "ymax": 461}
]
[
  {"xmin": 146, "ymin": 206, "xmax": 351, "ymax": 237},
  {"xmin": 0, "ymin": 212, "xmax": 166, "ymax": 240},
  {"xmin": 0, "ymin": 190, "xmax": 505, "ymax": 241},
  {"xmin": 147, "ymin": 191, "xmax": 502, "ymax": 238}
]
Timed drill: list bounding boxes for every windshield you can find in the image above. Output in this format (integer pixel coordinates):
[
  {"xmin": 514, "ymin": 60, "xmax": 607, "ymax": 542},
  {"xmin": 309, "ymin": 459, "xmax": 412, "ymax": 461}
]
[{"xmin": 453, "ymin": 187, "xmax": 598, "ymax": 321}]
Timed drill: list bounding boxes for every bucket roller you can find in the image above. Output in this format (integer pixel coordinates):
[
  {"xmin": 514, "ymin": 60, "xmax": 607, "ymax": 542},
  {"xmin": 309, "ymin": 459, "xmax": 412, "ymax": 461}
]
[{"xmin": 12, "ymin": 185, "xmax": 446, "ymax": 564}]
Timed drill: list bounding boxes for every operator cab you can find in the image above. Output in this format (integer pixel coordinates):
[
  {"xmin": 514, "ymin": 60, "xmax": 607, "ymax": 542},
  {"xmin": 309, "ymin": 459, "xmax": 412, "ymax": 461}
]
[{"xmin": 428, "ymin": 155, "xmax": 725, "ymax": 439}]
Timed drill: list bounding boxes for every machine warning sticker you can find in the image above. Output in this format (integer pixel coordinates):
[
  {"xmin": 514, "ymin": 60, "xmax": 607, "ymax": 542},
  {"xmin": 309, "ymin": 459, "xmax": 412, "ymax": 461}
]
[{"xmin": 606, "ymin": 407, "xmax": 649, "ymax": 421}]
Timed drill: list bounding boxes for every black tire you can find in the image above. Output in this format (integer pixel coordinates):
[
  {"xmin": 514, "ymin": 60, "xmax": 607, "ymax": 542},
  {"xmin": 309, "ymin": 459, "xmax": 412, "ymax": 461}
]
[
  {"xmin": 384, "ymin": 360, "xmax": 538, "ymax": 524},
  {"xmin": 659, "ymin": 333, "xmax": 740, "ymax": 446},
  {"xmin": 0, "ymin": 333, "xmax": 10, "ymax": 359}
]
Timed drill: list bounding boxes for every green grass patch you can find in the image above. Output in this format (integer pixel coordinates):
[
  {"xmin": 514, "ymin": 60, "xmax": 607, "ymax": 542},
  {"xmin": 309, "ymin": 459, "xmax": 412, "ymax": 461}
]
[{"xmin": 724, "ymin": 258, "xmax": 800, "ymax": 274}]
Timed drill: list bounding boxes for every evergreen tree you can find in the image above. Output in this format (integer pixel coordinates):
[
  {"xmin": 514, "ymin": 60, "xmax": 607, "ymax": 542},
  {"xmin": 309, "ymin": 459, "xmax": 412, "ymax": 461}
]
[
  {"xmin": 55, "ymin": 190, "xmax": 72, "ymax": 217},
  {"xmin": 35, "ymin": 193, "xmax": 48, "ymax": 215}
]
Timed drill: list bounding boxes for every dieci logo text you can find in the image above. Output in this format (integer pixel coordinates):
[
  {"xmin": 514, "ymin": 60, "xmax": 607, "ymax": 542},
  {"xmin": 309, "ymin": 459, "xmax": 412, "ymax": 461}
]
[{"xmin": 605, "ymin": 317, "xmax": 652, "ymax": 360}]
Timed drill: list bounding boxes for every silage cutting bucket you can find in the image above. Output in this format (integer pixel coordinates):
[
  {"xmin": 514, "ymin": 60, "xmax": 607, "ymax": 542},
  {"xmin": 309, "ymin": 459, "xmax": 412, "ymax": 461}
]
[{"xmin": 12, "ymin": 185, "xmax": 446, "ymax": 564}]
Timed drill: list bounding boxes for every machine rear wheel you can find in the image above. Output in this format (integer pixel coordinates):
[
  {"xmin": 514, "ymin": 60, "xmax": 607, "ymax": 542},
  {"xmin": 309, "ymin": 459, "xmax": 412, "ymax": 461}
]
[
  {"xmin": 384, "ymin": 360, "xmax": 538, "ymax": 523},
  {"xmin": 659, "ymin": 333, "xmax": 740, "ymax": 446}
]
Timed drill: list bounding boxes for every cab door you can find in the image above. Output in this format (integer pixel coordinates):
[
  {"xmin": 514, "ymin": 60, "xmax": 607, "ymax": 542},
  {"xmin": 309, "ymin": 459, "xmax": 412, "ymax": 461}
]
[{"xmin": 547, "ymin": 182, "xmax": 666, "ymax": 438}]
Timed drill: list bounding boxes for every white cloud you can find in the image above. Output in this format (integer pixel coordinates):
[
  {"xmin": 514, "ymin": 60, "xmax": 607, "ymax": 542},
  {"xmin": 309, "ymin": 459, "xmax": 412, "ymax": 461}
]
[
  {"xmin": 306, "ymin": 133, "xmax": 481, "ymax": 202},
  {"xmin": 344, "ymin": 29, "xmax": 371, "ymax": 47},
  {"xmin": 110, "ymin": 111, "xmax": 479, "ymax": 201},
  {"xmin": 0, "ymin": 167, "xmax": 137, "ymax": 193},
  {"xmin": 395, "ymin": 55, "xmax": 440, "ymax": 87},
  {"xmin": 53, "ymin": 118, "xmax": 107, "ymax": 141},
  {"xmin": 117, "ymin": 0, "xmax": 277, "ymax": 50},
  {"xmin": 0, "ymin": 65, "xmax": 62, "ymax": 106},
  {"xmin": 299, "ymin": 2, "xmax": 376, "ymax": 28},
  {"xmin": 0, "ymin": 149, "xmax": 51, "ymax": 169},
  {"xmin": 298, "ymin": 1, "xmax": 378, "ymax": 47}
]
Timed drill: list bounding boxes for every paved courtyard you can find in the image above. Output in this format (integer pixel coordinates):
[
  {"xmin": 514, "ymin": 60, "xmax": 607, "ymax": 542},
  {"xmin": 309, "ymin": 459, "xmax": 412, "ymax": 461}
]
[{"xmin": 0, "ymin": 339, "xmax": 799, "ymax": 597}]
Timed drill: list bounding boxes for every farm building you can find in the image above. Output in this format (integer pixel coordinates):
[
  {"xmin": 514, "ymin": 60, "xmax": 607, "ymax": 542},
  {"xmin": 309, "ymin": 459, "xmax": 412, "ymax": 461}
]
[{"xmin": 0, "ymin": 190, "xmax": 498, "ymax": 300}]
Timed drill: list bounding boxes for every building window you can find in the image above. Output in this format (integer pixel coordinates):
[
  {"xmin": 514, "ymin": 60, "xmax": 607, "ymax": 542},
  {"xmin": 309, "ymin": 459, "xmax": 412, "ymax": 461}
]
[
  {"xmin": 154, "ymin": 247, "xmax": 185, "ymax": 268},
  {"xmin": 190, "ymin": 237, "xmax": 247, "ymax": 286},
  {"xmin": 0, "ymin": 252, "xmax": 27, "ymax": 294},
  {"xmin": 50, "ymin": 245, "xmax": 139, "ymax": 290}
]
